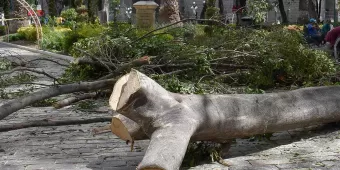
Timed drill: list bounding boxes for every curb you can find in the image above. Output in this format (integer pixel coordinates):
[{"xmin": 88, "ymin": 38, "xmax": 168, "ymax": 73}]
[{"xmin": 0, "ymin": 41, "xmax": 74, "ymax": 62}]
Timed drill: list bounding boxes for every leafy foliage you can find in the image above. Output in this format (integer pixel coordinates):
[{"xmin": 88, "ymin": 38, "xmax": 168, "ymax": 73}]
[
  {"xmin": 205, "ymin": 0, "xmax": 220, "ymax": 20},
  {"xmin": 61, "ymin": 8, "xmax": 78, "ymax": 21},
  {"xmin": 65, "ymin": 23, "xmax": 336, "ymax": 91},
  {"xmin": 41, "ymin": 26, "xmax": 72, "ymax": 52},
  {"xmin": 246, "ymin": 0, "xmax": 270, "ymax": 23},
  {"xmin": 17, "ymin": 26, "xmax": 37, "ymax": 41}
]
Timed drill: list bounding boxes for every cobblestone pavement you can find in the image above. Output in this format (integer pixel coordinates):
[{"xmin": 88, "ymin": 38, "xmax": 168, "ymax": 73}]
[{"xmin": 1, "ymin": 43, "xmax": 340, "ymax": 170}]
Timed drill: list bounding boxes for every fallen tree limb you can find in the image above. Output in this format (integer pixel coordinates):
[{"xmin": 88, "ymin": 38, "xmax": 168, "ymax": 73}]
[
  {"xmin": 0, "ymin": 117, "xmax": 112, "ymax": 132},
  {"xmin": 73, "ymin": 57, "xmax": 117, "ymax": 70},
  {"xmin": 27, "ymin": 58, "xmax": 69, "ymax": 67},
  {"xmin": 107, "ymin": 69, "xmax": 340, "ymax": 170},
  {"xmin": 99, "ymin": 56, "xmax": 151, "ymax": 80},
  {"xmin": 0, "ymin": 67, "xmax": 60, "ymax": 83},
  {"xmin": 53, "ymin": 92, "xmax": 98, "ymax": 109},
  {"xmin": 133, "ymin": 18, "xmax": 229, "ymax": 44},
  {"xmin": 0, "ymin": 78, "xmax": 116, "ymax": 120}
]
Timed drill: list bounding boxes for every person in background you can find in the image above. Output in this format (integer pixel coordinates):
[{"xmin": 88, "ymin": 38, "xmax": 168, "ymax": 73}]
[
  {"xmin": 321, "ymin": 19, "xmax": 333, "ymax": 44},
  {"xmin": 307, "ymin": 18, "xmax": 322, "ymax": 45},
  {"xmin": 325, "ymin": 26, "xmax": 340, "ymax": 50}
]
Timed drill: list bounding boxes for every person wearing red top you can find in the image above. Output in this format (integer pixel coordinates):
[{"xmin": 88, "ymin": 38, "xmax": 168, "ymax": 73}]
[{"xmin": 325, "ymin": 26, "xmax": 340, "ymax": 48}]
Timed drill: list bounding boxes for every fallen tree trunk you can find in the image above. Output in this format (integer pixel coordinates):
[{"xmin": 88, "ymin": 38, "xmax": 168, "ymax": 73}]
[
  {"xmin": 0, "ymin": 117, "xmax": 112, "ymax": 132},
  {"xmin": 0, "ymin": 79, "xmax": 116, "ymax": 120},
  {"xmin": 107, "ymin": 69, "xmax": 340, "ymax": 170}
]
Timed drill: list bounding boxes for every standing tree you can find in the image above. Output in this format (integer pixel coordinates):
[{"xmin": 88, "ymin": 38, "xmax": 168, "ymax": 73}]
[
  {"xmin": 218, "ymin": 0, "xmax": 224, "ymax": 15},
  {"xmin": 0, "ymin": 0, "xmax": 10, "ymax": 18},
  {"xmin": 299, "ymin": 0, "xmax": 320, "ymax": 20},
  {"xmin": 247, "ymin": 0, "xmax": 270, "ymax": 24},
  {"xmin": 277, "ymin": 0, "xmax": 288, "ymax": 24},
  {"xmin": 235, "ymin": 0, "xmax": 246, "ymax": 25},
  {"xmin": 48, "ymin": 0, "xmax": 57, "ymax": 17},
  {"xmin": 87, "ymin": 0, "xmax": 98, "ymax": 23},
  {"xmin": 205, "ymin": 0, "xmax": 219, "ymax": 19}
]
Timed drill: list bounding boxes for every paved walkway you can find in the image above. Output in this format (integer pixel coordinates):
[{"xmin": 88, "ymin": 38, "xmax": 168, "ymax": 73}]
[{"xmin": 1, "ymin": 43, "xmax": 340, "ymax": 170}]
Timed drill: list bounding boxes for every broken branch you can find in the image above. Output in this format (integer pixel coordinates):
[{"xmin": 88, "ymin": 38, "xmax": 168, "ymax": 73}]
[
  {"xmin": 0, "ymin": 117, "xmax": 112, "ymax": 132},
  {"xmin": 0, "ymin": 78, "xmax": 116, "ymax": 120},
  {"xmin": 0, "ymin": 67, "xmax": 59, "ymax": 83},
  {"xmin": 53, "ymin": 92, "xmax": 98, "ymax": 109}
]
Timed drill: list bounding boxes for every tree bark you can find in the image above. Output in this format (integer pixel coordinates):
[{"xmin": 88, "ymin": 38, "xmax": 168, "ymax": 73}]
[
  {"xmin": 0, "ymin": 117, "xmax": 112, "ymax": 132},
  {"xmin": 218, "ymin": 0, "xmax": 224, "ymax": 15},
  {"xmin": 48, "ymin": 0, "xmax": 57, "ymax": 17},
  {"xmin": 0, "ymin": 79, "xmax": 116, "ymax": 120},
  {"xmin": 278, "ymin": 0, "xmax": 288, "ymax": 24},
  {"xmin": 53, "ymin": 92, "xmax": 98, "ymax": 109},
  {"xmin": 108, "ymin": 69, "xmax": 340, "ymax": 170},
  {"xmin": 299, "ymin": 0, "xmax": 317, "ymax": 19}
]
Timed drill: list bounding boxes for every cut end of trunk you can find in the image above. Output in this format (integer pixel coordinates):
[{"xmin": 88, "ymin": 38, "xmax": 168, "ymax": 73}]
[
  {"xmin": 113, "ymin": 114, "xmax": 148, "ymax": 140},
  {"xmin": 109, "ymin": 69, "xmax": 142, "ymax": 111},
  {"xmin": 110, "ymin": 117, "xmax": 133, "ymax": 142}
]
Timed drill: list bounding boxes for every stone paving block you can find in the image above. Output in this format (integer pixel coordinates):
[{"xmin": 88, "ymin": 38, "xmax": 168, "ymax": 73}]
[
  {"xmin": 222, "ymin": 157, "xmax": 252, "ymax": 167},
  {"xmin": 55, "ymin": 158, "xmax": 87, "ymax": 164},
  {"xmin": 25, "ymin": 164, "xmax": 79, "ymax": 170},
  {"xmin": 102, "ymin": 167, "xmax": 136, "ymax": 170},
  {"xmin": 248, "ymin": 158, "xmax": 290, "ymax": 166},
  {"xmin": 100, "ymin": 160, "xmax": 127, "ymax": 167},
  {"xmin": 0, "ymin": 164, "xmax": 25, "ymax": 170},
  {"xmin": 275, "ymin": 162, "xmax": 327, "ymax": 169},
  {"xmin": 229, "ymin": 165, "xmax": 279, "ymax": 170}
]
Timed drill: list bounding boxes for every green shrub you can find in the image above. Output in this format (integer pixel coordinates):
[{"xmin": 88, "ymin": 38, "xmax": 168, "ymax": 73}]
[
  {"xmin": 76, "ymin": 23, "xmax": 105, "ymax": 38},
  {"xmin": 17, "ymin": 26, "xmax": 37, "ymax": 41},
  {"xmin": 41, "ymin": 26, "xmax": 72, "ymax": 52},
  {"xmin": 62, "ymin": 31, "xmax": 80, "ymax": 53},
  {"xmin": 0, "ymin": 26, "xmax": 6, "ymax": 35},
  {"xmin": 6, "ymin": 33, "xmax": 25, "ymax": 41},
  {"xmin": 61, "ymin": 8, "xmax": 78, "ymax": 21}
]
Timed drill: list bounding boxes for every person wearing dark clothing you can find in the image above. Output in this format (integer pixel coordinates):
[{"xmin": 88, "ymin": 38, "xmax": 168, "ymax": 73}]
[
  {"xmin": 321, "ymin": 20, "xmax": 332, "ymax": 43},
  {"xmin": 325, "ymin": 26, "xmax": 340, "ymax": 48},
  {"xmin": 306, "ymin": 18, "xmax": 322, "ymax": 45}
]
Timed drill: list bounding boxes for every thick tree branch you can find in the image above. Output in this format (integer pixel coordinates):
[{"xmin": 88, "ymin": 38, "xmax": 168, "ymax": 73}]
[
  {"xmin": 53, "ymin": 92, "xmax": 98, "ymax": 109},
  {"xmin": 73, "ymin": 57, "xmax": 117, "ymax": 70},
  {"xmin": 0, "ymin": 117, "xmax": 112, "ymax": 132},
  {"xmin": 28, "ymin": 58, "xmax": 69, "ymax": 67},
  {"xmin": 0, "ymin": 67, "xmax": 59, "ymax": 83},
  {"xmin": 99, "ymin": 56, "xmax": 151, "ymax": 80},
  {"xmin": 0, "ymin": 78, "xmax": 116, "ymax": 120}
]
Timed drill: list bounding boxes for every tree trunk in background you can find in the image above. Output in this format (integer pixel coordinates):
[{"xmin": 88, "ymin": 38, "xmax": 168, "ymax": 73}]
[
  {"xmin": 278, "ymin": 0, "xmax": 288, "ymax": 24},
  {"xmin": 159, "ymin": 0, "xmax": 181, "ymax": 24},
  {"xmin": 88, "ymin": 0, "xmax": 98, "ymax": 23},
  {"xmin": 218, "ymin": 0, "xmax": 224, "ymax": 15},
  {"xmin": 317, "ymin": 0, "xmax": 322, "ymax": 21},
  {"xmin": 1, "ymin": 0, "xmax": 10, "ymax": 18},
  {"xmin": 200, "ymin": 2, "xmax": 207, "ymax": 19},
  {"xmin": 235, "ymin": 0, "xmax": 246, "ymax": 25},
  {"xmin": 299, "ymin": 0, "xmax": 317, "ymax": 19},
  {"xmin": 48, "ymin": 0, "xmax": 57, "ymax": 17},
  {"xmin": 8, "ymin": 0, "xmax": 29, "ymax": 33}
]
